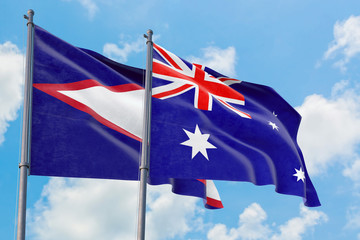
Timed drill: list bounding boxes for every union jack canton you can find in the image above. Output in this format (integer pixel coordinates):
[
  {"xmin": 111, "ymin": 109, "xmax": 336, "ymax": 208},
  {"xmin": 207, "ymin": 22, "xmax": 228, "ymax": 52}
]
[{"xmin": 152, "ymin": 44, "xmax": 251, "ymax": 119}]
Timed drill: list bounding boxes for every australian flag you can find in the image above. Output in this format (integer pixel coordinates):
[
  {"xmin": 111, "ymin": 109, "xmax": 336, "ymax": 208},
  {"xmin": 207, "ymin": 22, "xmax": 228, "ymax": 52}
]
[{"xmin": 148, "ymin": 45, "xmax": 320, "ymax": 207}]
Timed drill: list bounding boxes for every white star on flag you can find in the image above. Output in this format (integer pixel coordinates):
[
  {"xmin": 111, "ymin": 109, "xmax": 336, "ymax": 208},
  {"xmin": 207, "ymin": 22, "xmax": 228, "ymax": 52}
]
[
  {"xmin": 268, "ymin": 121, "xmax": 279, "ymax": 131},
  {"xmin": 181, "ymin": 125, "xmax": 217, "ymax": 160},
  {"xmin": 293, "ymin": 167, "xmax": 305, "ymax": 182}
]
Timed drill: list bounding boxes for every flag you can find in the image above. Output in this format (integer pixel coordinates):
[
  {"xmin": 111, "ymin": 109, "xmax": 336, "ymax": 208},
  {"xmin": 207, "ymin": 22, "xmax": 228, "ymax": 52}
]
[
  {"xmin": 148, "ymin": 44, "xmax": 320, "ymax": 207},
  {"xmin": 30, "ymin": 25, "xmax": 223, "ymax": 209}
]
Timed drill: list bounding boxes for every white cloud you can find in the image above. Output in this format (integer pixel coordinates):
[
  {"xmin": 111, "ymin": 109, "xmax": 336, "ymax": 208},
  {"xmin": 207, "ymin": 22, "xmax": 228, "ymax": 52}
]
[
  {"xmin": 146, "ymin": 184, "xmax": 201, "ymax": 239},
  {"xmin": 0, "ymin": 41, "xmax": 24, "ymax": 145},
  {"xmin": 103, "ymin": 37, "xmax": 146, "ymax": 63},
  {"xmin": 343, "ymin": 159, "xmax": 360, "ymax": 185},
  {"xmin": 323, "ymin": 15, "xmax": 360, "ymax": 72},
  {"xmin": 236, "ymin": 203, "xmax": 271, "ymax": 240},
  {"xmin": 345, "ymin": 206, "xmax": 360, "ymax": 230},
  {"xmin": 188, "ymin": 46, "xmax": 237, "ymax": 77},
  {"xmin": 270, "ymin": 206, "xmax": 328, "ymax": 240},
  {"xmin": 79, "ymin": 0, "xmax": 98, "ymax": 19},
  {"xmin": 208, "ymin": 224, "xmax": 237, "ymax": 240},
  {"xmin": 208, "ymin": 203, "xmax": 270, "ymax": 240},
  {"xmin": 28, "ymin": 178, "xmax": 201, "ymax": 240},
  {"xmin": 28, "ymin": 178, "xmax": 139, "ymax": 240},
  {"xmin": 296, "ymin": 80, "xmax": 360, "ymax": 176},
  {"xmin": 207, "ymin": 203, "xmax": 327, "ymax": 240},
  {"xmin": 62, "ymin": 0, "xmax": 98, "ymax": 19}
]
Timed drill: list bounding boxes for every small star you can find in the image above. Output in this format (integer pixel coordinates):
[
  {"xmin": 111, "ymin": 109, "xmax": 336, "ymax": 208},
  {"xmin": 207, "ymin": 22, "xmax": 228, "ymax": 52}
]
[
  {"xmin": 181, "ymin": 125, "xmax": 217, "ymax": 160},
  {"xmin": 268, "ymin": 121, "xmax": 279, "ymax": 131},
  {"xmin": 293, "ymin": 167, "xmax": 305, "ymax": 182}
]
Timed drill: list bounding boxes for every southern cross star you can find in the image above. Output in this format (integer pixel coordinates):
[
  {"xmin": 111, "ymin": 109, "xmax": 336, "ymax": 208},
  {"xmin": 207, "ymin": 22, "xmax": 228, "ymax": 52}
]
[
  {"xmin": 293, "ymin": 167, "xmax": 305, "ymax": 182},
  {"xmin": 181, "ymin": 125, "xmax": 216, "ymax": 160},
  {"xmin": 268, "ymin": 121, "xmax": 279, "ymax": 131}
]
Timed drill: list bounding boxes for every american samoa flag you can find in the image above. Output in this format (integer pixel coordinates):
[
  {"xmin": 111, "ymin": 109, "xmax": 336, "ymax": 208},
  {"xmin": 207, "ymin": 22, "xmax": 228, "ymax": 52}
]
[{"xmin": 30, "ymin": 25, "xmax": 223, "ymax": 209}]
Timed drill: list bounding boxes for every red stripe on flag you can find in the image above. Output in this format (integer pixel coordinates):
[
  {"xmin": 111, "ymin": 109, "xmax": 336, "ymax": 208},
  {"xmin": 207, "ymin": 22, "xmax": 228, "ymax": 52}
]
[
  {"xmin": 218, "ymin": 99, "xmax": 252, "ymax": 119},
  {"xmin": 152, "ymin": 84, "xmax": 193, "ymax": 99},
  {"xmin": 206, "ymin": 197, "xmax": 224, "ymax": 209},
  {"xmin": 196, "ymin": 179, "xmax": 206, "ymax": 184},
  {"xmin": 154, "ymin": 44, "xmax": 182, "ymax": 70}
]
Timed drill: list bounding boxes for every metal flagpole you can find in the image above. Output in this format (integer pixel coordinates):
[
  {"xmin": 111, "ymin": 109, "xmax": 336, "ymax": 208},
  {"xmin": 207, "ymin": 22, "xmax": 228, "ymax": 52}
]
[
  {"xmin": 137, "ymin": 29, "xmax": 153, "ymax": 240},
  {"xmin": 17, "ymin": 9, "xmax": 35, "ymax": 240}
]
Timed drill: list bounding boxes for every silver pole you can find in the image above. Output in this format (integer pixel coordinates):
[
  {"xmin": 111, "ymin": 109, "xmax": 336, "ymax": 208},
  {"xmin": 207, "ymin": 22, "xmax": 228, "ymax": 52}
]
[
  {"xmin": 137, "ymin": 29, "xmax": 153, "ymax": 240},
  {"xmin": 17, "ymin": 9, "xmax": 34, "ymax": 240}
]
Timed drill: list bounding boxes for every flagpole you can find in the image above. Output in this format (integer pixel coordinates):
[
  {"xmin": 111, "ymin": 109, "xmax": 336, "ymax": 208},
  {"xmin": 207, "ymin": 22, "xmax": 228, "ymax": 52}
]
[
  {"xmin": 17, "ymin": 9, "xmax": 35, "ymax": 240},
  {"xmin": 137, "ymin": 29, "xmax": 153, "ymax": 240}
]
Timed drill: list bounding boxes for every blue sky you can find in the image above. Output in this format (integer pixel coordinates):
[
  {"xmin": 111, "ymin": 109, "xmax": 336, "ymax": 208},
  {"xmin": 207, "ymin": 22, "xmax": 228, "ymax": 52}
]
[{"xmin": 1, "ymin": 0, "xmax": 360, "ymax": 239}]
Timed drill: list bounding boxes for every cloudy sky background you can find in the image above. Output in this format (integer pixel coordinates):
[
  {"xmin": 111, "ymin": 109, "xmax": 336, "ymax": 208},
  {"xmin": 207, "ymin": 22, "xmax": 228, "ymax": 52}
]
[{"xmin": 1, "ymin": 1, "xmax": 360, "ymax": 239}]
